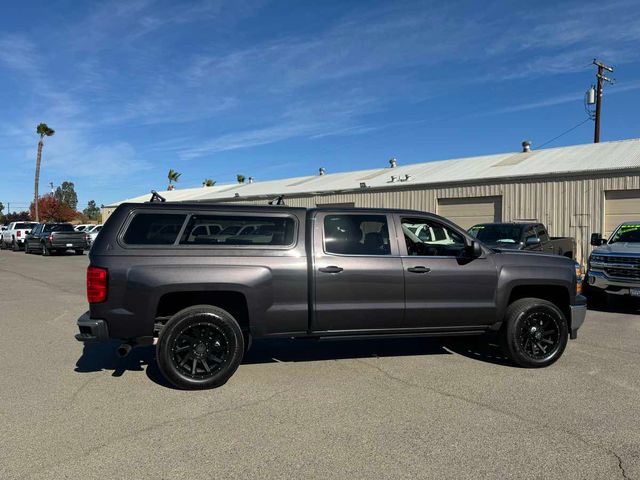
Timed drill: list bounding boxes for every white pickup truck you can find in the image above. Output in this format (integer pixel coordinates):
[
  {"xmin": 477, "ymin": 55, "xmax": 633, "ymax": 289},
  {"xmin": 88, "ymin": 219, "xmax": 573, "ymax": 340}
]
[{"xmin": 1, "ymin": 221, "xmax": 38, "ymax": 251}]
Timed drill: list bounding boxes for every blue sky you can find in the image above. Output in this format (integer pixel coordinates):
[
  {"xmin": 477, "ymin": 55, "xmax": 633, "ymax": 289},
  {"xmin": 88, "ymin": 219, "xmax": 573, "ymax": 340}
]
[{"xmin": 1, "ymin": 0, "xmax": 640, "ymax": 211}]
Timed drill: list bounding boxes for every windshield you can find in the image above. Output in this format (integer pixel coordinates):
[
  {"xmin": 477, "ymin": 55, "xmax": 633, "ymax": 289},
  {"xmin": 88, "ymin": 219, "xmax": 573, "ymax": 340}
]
[
  {"xmin": 609, "ymin": 223, "xmax": 640, "ymax": 244},
  {"xmin": 468, "ymin": 224, "xmax": 522, "ymax": 244}
]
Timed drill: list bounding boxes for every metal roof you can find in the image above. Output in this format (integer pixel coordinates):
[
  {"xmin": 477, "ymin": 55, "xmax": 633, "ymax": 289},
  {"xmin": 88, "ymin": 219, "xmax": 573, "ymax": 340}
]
[{"xmin": 107, "ymin": 138, "xmax": 640, "ymax": 206}]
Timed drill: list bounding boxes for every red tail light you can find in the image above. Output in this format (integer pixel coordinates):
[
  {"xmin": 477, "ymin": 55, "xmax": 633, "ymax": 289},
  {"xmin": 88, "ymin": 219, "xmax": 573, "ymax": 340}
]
[
  {"xmin": 87, "ymin": 266, "xmax": 108, "ymax": 303},
  {"xmin": 48, "ymin": 234, "xmax": 53, "ymax": 242},
  {"xmin": 16, "ymin": 231, "xmax": 21, "ymax": 237}
]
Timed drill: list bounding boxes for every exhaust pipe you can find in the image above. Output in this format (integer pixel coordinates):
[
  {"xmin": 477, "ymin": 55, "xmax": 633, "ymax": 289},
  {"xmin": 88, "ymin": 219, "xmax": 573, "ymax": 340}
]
[{"xmin": 116, "ymin": 343, "xmax": 133, "ymax": 358}]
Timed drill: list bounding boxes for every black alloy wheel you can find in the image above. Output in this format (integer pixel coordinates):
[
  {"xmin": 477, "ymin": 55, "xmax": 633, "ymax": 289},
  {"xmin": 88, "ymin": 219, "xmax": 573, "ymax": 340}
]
[
  {"xmin": 517, "ymin": 309, "xmax": 561, "ymax": 361},
  {"xmin": 171, "ymin": 322, "xmax": 230, "ymax": 379},
  {"xmin": 157, "ymin": 305, "xmax": 244, "ymax": 390},
  {"xmin": 502, "ymin": 298, "xmax": 568, "ymax": 368}
]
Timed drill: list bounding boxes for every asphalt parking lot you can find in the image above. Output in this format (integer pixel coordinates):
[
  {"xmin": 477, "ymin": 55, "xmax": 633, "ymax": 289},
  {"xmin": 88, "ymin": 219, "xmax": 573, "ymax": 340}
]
[{"xmin": 1, "ymin": 250, "xmax": 639, "ymax": 480}]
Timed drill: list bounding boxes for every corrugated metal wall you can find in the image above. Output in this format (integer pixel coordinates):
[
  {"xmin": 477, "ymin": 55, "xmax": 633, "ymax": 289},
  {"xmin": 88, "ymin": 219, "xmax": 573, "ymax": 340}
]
[{"xmin": 219, "ymin": 172, "xmax": 640, "ymax": 264}]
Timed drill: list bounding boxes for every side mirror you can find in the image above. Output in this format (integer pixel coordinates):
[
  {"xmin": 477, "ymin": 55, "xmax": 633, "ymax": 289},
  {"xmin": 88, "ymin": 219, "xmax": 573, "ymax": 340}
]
[
  {"xmin": 466, "ymin": 240, "xmax": 482, "ymax": 257},
  {"xmin": 590, "ymin": 233, "xmax": 604, "ymax": 246},
  {"xmin": 525, "ymin": 236, "xmax": 541, "ymax": 247}
]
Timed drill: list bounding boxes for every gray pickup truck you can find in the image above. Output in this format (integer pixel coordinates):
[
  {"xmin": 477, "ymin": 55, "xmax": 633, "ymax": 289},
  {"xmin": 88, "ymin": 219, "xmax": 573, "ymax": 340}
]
[
  {"xmin": 76, "ymin": 203, "xmax": 586, "ymax": 389},
  {"xmin": 586, "ymin": 221, "xmax": 640, "ymax": 304},
  {"xmin": 468, "ymin": 222, "xmax": 575, "ymax": 259}
]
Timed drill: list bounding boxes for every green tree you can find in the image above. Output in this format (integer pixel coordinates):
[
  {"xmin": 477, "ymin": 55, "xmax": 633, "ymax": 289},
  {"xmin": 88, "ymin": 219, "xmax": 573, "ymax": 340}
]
[
  {"xmin": 203, "ymin": 179, "xmax": 216, "ymax": 187},
  {"xmin": 236, "ymin": 174, "xmax": 246, "ymax": 184},
  {"xmin": 83, "ymin": 200, "xmax": 100, "ymax": 220},
  {"xmin": 167, "ymin": 169, "xmax": 181, "ymax": 188},
  {"xmin": 54, "ymin": 181, "xmax": 78, "ymax": 210},
  {"xmin": 34, "ymin": 123, "xmax": 55, "ymax": 222}
]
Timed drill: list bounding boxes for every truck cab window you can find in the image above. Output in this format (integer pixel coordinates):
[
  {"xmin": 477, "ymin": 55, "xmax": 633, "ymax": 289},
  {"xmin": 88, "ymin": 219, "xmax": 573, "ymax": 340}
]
[
  {"xmin": 401, "ymin": 218, "xmax": 466, "ymax": 257},
  {"xmin": 324, "ymin": 214, "xmax": 390, "ymax": 255},
  {"xmin": 535, "ymin": 225, "xmax": 550, "ymax": 243}
]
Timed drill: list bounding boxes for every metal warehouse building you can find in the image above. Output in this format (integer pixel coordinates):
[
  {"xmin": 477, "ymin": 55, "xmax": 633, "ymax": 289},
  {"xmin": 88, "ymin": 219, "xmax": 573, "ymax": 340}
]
[{"xmin": 103, "ymin": 138, "xmax": 640, "ymax": 264}]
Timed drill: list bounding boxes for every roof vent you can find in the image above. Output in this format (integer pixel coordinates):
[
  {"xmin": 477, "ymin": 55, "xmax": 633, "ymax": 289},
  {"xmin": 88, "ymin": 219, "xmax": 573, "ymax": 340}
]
[
  {"xmin": 234, "ymin": 192, "xmax": 240, "ymax": 198},
  {"xmin": 390, "ymin": 175, "xmax": 398, "ymax": 182},
  {"xmin": 389, "ymin": 158, "xmax": 397, "ymax": 168},
  {"xmin": 248, "ymin": 177, "xmax": 254, "ymax": 184},
  {"xmin": 400, "ymin": 174, "xmax": 411, "ymax": 182},
  {"xmin": 319, "ymin": 167, "xmax": 326, "ymax": 176},
  {"xmin": 522, "ymin": 140, "xmax": 532, "ymax": 153}
]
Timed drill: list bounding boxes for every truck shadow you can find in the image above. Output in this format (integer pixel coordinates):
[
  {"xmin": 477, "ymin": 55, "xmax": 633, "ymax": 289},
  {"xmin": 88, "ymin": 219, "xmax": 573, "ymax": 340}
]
[
  {"xmin": 74, "ymin": 341, "xmax": 175, "ymax": 389},
  {"xmin": 74, "ymin": 336, "xmax": 512, "ymax": 389},
  {"xmin": 587, "ymin": 297, "xmax": 640, "ymax": 315},
  {"xmin": 243, "ymin": 335, "xmax": 512, "ymax": 367}
]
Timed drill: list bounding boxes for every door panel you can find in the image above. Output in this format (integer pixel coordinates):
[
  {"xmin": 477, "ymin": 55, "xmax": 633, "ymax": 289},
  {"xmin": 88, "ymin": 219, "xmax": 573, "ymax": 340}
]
[
  {"xmin": 397, "ymin": 215, "xmax": 498, "ymax": 327},
  {"xmin": 313, "ymin": 212, "xmax": 405, "ymax": 331}
]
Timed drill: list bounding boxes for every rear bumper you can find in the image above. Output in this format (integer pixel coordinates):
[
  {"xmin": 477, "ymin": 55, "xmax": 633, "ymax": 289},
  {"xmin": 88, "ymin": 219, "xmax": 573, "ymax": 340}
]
[
  {"xmin": 569, "ymin": 295, "xmax": 587, "ymax": 340},
  {"xmin": 75, "ymin": 312, "xmax": 109, "ymax": 343},
  {"xmin": 50, "ymin": 241, "xmax": 88, "ymax": 249}
]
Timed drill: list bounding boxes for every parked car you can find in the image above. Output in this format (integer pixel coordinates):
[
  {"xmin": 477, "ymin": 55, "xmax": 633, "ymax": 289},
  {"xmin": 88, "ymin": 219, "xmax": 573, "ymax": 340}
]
[
  {"xmin": 586, "ymin": 221, "xmax": 640, "ymax": 305},
  {"xmin": 74, "ymin": 224, "xmax": 93, "ymax": 232},
  {"xmin": 0, "ymin": 221, "xmax": 38, "ymax": 251},
  {"xmin": 25, "ymin": 223, "xmax": 89, "ymax": 255},
  {"xmin": 87, "ymin": 224, "xmax": 103, "ymax": 247},
  {"xmin": 468, "ymin": 222, "xmax": 575, "ymax": 258},
  {"xmin": 75, "ymin": 203, "xmax": 586, "ymax": 390}
]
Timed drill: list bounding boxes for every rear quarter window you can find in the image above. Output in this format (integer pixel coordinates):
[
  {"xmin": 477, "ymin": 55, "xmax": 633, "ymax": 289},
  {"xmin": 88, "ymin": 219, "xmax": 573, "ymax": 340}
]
[
  {"xmin": 179, "ymin": 214, "xmax": 296, "ymax": 246},
  {"xmin": 123, "ymin": 213, "xmax": 187, "ymax": 245}
]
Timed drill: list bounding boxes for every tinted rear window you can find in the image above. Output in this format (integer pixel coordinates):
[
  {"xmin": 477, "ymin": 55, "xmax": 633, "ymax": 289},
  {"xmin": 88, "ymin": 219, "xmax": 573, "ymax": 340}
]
[
  {"xmin": 43, "ymin": 224, "xmax": 75, "ymax": 232},
  {"xmin": 15, "ymin": 223, "xmax": 35, "ymax": 229},
  {"xmin": 180, "ymin": 214, "xmax": 295, "ymax": 246},
  {"xmin": 123, "ymin": 213, "xmax": 187, "ymax": 245}
]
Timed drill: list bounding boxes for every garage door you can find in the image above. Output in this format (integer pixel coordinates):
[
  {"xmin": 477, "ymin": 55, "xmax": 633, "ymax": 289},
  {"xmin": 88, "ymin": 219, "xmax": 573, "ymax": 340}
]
[
  {"xmin": 437, "ymin": 196, "xmax": 502, "ymax": 230},
  {"xmin": 605, "ymin": 190, "xmax": 640, "ymax": 236}
]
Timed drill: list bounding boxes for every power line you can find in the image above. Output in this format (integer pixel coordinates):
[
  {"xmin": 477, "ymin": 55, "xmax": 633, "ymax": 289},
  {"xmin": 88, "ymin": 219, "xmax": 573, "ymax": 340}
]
[{"xmin": 538, "ymin": 117, "xmax": 592, "ymax": 149}]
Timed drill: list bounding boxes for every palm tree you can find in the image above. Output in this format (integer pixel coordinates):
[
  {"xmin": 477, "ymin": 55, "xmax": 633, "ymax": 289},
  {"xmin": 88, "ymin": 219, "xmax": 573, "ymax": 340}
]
[
  {"xmin": 34, "ymin": 123, "xmax": 55, "ymax": 222},
  {"xmin": 236, "ymin": 174, "xmax": 246, "ymax": 184},
  {"xmin": 203, "ymin": 179, "xmax": 216, "ymax": 187},
  {"xmin": 167, "ymin": 169, "xmax": 181, "ymax": 190}
]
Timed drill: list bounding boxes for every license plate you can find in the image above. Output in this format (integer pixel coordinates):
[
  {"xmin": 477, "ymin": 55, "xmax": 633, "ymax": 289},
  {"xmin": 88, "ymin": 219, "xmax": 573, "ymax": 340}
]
[
  {"xmin": 66, "ymin": 243, "xmax": 73, "ymax": 247},
  {"xmin": 631, "ymin": 288, "xmax": 640, "ymax": 297}
]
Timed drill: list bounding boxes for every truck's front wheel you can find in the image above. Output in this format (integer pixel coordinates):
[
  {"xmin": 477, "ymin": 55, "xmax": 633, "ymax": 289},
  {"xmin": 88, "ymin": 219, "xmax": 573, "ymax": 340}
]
[
  {"xmin": 157, "ymin": 305, "xmax": 245, "ymax": 390},
  {"xmin": 501, "ymin": 298, "xmax": 568, "ymax": 368}
]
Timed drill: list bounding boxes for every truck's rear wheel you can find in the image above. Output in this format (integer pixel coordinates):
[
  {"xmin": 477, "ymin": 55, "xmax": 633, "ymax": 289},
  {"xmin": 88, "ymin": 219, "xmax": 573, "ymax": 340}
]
[
  {"xmin": 157, "ymin": 305, "xmax": 244, "ymax": 390},
  {"xmin": 41, "ymin": 243, "xmax": 50, "ymax": 256},
  {"xmin": 501, "ymin": 298, "xmax": 568, "ymax": 368},
  {"xmin": 12, "ymin": 240, "xmax": 20, "ymax": 251}
]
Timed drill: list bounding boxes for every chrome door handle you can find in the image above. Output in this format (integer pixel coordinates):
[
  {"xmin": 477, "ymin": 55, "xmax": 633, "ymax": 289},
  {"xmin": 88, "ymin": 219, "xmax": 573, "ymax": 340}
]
[
  {"xmin": 407, "ymin": 266, "xmax": 431, "ymax": 273},
  {"xmin": 319, "ymin": 266, "xmax": 344, "ymax": 274}
]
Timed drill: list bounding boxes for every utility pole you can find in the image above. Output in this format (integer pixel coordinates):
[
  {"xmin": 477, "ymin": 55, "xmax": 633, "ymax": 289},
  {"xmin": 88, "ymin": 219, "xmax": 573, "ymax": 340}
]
[{"xmin": 592, "ymin": 59, "xmax": 614, "ymax": 143}]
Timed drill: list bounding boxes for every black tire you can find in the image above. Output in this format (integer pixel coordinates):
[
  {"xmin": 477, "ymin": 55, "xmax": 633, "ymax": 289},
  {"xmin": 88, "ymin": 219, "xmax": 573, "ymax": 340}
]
[
  {"xmin": 24, "ymin": 241, "xmax": 30, "ymax": 254},
  {"xmin": 157, "ymin": 305, "xmax": 245, "ymax": 390},
  {"xmin": 75, "ymin": 249, "xmax": 84, "ymax": 255},
  {"xmin": 12, "ymin": 240, "xmax": 19, "ymax": 251},
  {"xmin": 501, "ymin": 298, "xmax": 568, "ymax": 368},
  {"xmin": 41, "ymin": 243, "xmax": 50, "ymax": 256}
]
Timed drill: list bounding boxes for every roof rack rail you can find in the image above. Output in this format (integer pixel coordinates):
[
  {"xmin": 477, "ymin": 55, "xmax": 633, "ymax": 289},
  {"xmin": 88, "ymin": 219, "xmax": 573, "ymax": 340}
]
[
  {"xmin": 149, "ymin": 190, "xmax": 166, "ymax": 203},
  {"xmin": 268, "ymin": 195, "xmax": 286, "ymax": 206}
]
